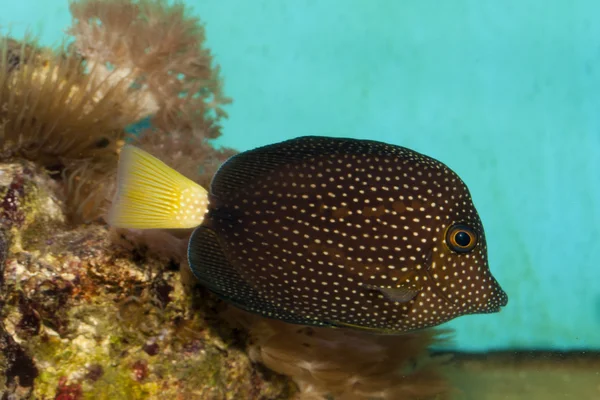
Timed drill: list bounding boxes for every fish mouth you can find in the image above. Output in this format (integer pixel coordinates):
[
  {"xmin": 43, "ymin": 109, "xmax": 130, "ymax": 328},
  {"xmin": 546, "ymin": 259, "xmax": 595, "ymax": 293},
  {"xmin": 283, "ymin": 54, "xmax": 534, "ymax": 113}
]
[
  {"xmin": 485, "ymin": 288, "xmax": 508, "ymax": 313},
  {"xmin": 498, "ymin": 289, "xmax": 509, "ymax": 307}
]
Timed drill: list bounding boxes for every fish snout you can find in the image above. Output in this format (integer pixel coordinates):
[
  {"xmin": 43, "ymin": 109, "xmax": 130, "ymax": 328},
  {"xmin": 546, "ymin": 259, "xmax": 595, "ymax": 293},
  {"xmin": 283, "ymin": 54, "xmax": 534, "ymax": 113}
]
[{"xmin": 480, "ymin": 282, "xmax": 508, "ymax": 314}]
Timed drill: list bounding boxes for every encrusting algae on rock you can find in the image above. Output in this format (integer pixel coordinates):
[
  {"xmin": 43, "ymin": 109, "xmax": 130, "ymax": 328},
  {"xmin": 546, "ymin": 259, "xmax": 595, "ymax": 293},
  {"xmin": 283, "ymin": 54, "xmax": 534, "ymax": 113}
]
[
  {"xmin": 0, "ymin": 160, "xmax": 296, "ymax": 399},
  {"xmin": 0, "ymin": 0, "xmax": 486, "ymax": 399}
]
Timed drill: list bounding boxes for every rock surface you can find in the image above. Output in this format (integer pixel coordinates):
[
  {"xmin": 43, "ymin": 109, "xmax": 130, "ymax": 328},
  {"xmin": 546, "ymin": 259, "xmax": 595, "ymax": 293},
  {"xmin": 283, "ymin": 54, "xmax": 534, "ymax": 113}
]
[{"xmin": 0, "ymin": 161, "xmax": 296, "ymax": 399}]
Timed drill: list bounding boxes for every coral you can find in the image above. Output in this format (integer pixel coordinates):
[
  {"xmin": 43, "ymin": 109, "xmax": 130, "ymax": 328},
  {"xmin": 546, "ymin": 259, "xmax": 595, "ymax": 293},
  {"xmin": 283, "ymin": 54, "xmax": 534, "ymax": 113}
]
[
  {"xmin": 226, "ymin": 309, "xmax": 452, "ymax": 400},
  {"xmin": 0, "ymin": 161, "xmax": 296, "ymax": 399},
  {"xmin": 68, "ymin": 0, "xmax": 231, "ymax": 132},
  {"xmin": 68, "ymin": 0, "xmax": 236, "ymax": 187}
]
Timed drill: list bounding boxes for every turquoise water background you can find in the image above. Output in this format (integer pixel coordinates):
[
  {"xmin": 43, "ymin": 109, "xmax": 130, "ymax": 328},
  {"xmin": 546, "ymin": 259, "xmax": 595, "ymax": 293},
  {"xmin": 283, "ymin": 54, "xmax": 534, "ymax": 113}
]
[{"xmin": 3, "ymin": 1, "xmax": 599, "ymax": 352}]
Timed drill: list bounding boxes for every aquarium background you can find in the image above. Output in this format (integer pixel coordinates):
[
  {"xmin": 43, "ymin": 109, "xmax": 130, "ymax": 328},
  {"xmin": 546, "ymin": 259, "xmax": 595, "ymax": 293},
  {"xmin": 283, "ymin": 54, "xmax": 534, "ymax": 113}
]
[{"xmin": 3, "ymin": 0, "xmax": 599, "ymax": 352}]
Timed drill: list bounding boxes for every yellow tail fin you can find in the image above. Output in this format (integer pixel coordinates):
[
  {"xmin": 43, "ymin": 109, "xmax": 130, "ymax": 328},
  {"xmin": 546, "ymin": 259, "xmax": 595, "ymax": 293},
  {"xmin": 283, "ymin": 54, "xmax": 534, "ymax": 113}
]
[{"xmin": 108, "ymin": 145, "xmax": 209, "ymax": 229}]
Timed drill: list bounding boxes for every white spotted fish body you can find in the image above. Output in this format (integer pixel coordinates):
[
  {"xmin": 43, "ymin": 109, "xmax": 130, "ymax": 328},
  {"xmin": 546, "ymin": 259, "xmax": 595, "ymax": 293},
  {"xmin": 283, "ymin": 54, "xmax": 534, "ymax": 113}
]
[
  {"xmin": 189, "ymin": 136, "xmax": 508, "ymax": 333},
  {"xmin": 108, "ymin": 136, "xmax": 508, "ymax": 334}
]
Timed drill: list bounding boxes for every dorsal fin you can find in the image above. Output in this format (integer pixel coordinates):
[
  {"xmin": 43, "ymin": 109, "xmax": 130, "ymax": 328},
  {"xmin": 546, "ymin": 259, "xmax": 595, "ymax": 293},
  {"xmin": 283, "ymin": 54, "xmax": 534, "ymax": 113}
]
[
  {"xmin": 210, "ymin": 135, "xmax": 403, "ymax": 199},
  {"xmin": 187, "ymin": 225, "xmax": 329, "ymax": 326}
]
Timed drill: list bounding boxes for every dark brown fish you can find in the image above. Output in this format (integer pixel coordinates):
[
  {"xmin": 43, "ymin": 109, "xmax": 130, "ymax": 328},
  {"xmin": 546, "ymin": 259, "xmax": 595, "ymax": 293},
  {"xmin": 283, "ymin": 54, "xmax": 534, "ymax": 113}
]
[{"xmin": 109, "ymin": 136, "xmax": 508, "ymax": 334}]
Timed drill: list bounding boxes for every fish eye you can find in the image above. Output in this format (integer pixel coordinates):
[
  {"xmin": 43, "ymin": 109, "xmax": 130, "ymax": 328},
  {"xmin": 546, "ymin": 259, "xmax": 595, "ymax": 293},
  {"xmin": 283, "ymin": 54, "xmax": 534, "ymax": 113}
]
[{"xmin": 446, "ymin": 224, "xmax": 478, "ymax": 253}]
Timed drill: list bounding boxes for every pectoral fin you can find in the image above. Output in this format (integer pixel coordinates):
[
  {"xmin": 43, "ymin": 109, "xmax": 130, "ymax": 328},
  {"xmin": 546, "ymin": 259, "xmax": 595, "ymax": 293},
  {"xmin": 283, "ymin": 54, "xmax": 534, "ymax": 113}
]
[
  {"xmin": 364, "ymin": 285, "xmax": 419, "ymax": 303},
  {"xmin": 379, "ymin": 286, "xmax": 419, "ymax": 302}
]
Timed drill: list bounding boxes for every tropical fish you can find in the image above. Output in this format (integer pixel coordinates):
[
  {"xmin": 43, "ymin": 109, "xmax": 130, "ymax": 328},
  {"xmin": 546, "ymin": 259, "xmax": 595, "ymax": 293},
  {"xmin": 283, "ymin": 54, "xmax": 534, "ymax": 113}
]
[{"xmin": 108, "ymin": 136, "xmax": 508, "ymax": 333}]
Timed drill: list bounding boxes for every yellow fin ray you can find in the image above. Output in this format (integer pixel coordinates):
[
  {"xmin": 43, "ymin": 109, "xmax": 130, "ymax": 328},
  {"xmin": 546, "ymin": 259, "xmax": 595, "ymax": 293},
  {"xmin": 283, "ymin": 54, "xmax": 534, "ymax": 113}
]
[{"xmin": 108, "ymin": 145, "xmax": 209, "ymax": 229}]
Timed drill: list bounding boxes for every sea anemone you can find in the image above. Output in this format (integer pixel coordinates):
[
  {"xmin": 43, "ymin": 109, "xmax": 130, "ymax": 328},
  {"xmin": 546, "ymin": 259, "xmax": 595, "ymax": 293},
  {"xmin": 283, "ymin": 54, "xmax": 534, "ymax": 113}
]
[{"xmin": 0, "ymin": 36, "xmax": 144, "ymax": 221}]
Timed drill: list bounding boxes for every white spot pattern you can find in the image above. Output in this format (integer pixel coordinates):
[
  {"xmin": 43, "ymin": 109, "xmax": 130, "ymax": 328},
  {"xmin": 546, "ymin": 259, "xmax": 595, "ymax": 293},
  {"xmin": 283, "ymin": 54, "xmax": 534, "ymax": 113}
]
[{"xmin": 205, "ymin": 137, "xmax": 508, "ymax": 332}]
